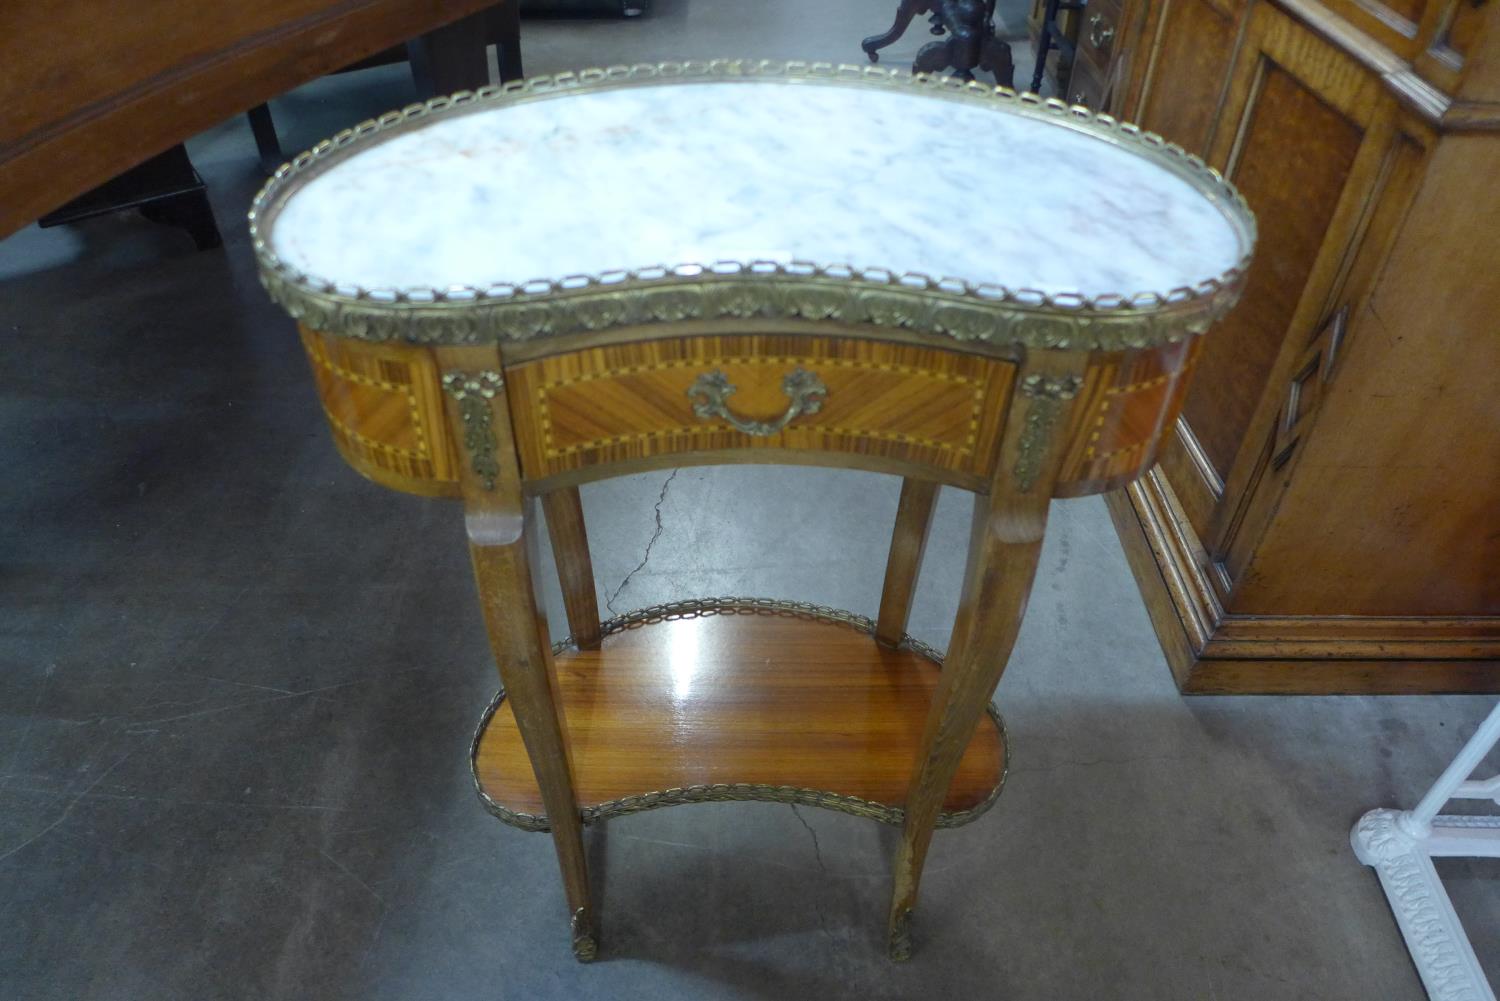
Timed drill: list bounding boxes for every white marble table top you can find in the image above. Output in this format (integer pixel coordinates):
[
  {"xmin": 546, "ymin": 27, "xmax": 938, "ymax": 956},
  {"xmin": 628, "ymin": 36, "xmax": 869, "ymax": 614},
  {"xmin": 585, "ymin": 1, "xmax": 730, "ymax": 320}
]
[{"xmin": 267, "ymin": 78, "xmax": 1248, "ymax": 300}]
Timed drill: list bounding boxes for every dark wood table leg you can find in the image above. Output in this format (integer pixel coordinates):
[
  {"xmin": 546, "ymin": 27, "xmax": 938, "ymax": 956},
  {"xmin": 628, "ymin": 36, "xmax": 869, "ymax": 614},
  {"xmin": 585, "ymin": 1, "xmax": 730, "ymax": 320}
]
[
  {"xmin": 490, "ymin": 0, "xmax": 524, "ymax": 83},
  {"xmin": 246, "ymin": 103, "xmax": 285, "ymax": 175},
  {"xmin": 38, "ymin": 143, "xmax": 221, "ymax": 251},
  {"xmin": 863, "ymin": 0, "xmax": 935, "ymax": 62},
  {"xmin": 1031, "ymin": 0, "xmax": 1061, "ymax": 92},
  {"xmin": 138, "ymin": 190, "xmax": 222, "ymax": 251},
  {"xmin": 409, "ymin": 10, "xmax": 492, "ymax": 98}
]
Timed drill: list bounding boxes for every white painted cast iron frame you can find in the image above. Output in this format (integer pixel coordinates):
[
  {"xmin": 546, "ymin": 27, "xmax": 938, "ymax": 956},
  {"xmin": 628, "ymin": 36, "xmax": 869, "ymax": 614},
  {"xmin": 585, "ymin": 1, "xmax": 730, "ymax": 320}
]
[{"xmin": 1353, "ymin": 702, "xmax": 1500, "ymax": 1001}]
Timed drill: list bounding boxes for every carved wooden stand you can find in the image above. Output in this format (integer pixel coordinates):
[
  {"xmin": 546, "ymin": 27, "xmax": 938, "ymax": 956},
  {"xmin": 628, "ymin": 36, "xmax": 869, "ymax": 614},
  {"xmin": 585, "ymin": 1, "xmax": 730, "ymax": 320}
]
[{"xmin": 862, "ymin": 0, "xmax": 1015, "ymax": 87}]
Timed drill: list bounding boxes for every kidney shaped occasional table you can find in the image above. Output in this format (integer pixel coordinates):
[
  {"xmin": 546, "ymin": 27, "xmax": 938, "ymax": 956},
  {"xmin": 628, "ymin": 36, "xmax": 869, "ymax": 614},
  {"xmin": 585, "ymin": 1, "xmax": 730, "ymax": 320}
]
[{"xmin": 250, "ymin": 60, "xmax": 1254, "ymax": 961}]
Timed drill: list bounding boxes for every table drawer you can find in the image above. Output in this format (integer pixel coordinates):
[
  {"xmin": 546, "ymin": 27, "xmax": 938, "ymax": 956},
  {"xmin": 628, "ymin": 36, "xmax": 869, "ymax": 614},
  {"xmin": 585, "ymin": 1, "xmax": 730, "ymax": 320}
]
[{"xmin": 504, "ymin": 334, "xmax": 1015, "ymax": 484}]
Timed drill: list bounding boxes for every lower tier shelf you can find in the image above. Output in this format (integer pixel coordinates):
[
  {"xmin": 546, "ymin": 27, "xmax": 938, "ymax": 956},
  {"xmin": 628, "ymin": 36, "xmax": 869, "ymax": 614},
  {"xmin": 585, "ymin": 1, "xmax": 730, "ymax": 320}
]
[{"xmin": 471, "ymin": 598, "xmax": 1008, "ymax": 831}]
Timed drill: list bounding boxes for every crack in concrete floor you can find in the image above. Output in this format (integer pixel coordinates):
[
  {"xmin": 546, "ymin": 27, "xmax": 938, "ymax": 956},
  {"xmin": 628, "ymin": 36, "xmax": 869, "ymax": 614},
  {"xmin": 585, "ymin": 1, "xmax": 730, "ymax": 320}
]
[{"xmin": 605, "ymin": 467, "xmax": 679, "ymax": 615}]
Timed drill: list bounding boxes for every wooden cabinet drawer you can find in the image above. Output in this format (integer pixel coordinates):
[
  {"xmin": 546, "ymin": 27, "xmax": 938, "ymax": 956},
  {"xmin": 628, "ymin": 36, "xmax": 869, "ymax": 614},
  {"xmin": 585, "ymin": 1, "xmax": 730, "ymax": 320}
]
[
  {"xmin": 504, "ymin": 335, "xmax": 1016, "ymax": 486},
  {"xmin": 299, "ymin": 325, "xmax": 460, "ymax": 497},
  {"xmin": 1077, "ymin": 0, "xmax": 1122, "ymax": 80},
  {"xmin": 1067, "ymin": 58, "xmax": 1109, "ymax": 109},
  {"xmin": 1055, "ymin": 337, "xmax": 1201, "ymax": 495}
]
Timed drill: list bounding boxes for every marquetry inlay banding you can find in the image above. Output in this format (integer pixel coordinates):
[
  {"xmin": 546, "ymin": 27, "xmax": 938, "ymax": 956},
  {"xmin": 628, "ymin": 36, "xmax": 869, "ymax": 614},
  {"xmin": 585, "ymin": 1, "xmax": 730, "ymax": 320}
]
[
  {"xmin": 1049, "ymin": 340, "xmax": 1201, "ymax": 495},
  {"xmin": 503, "ymin": 334, "xmax": 1014, "ymax": 484},
  {"xmin": 1083, "ymin": 372, "xmax": 1173, "ymax": 462},
  {"xmin": 535, "ymin": 355, "xmax": 986, "ymax": 460},
  {"xmin": 298, "ymin": 326, "xmax": 458, "ymax": 492}
]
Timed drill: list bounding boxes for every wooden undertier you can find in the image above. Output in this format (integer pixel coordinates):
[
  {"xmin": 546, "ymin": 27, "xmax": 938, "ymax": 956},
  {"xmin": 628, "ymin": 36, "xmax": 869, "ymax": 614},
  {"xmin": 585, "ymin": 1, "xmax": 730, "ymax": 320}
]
[{"xmin": 471, "ymin": 602, "xmax": 1007, "ymax": 830}]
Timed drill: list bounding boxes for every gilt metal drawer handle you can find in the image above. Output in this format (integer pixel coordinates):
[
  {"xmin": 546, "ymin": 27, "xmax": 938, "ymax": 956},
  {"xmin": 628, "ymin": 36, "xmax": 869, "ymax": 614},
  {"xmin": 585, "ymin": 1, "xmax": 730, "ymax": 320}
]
[
  {"xmin": 687, "ymin": 367, "xmax": 828, "ymax": 436},
  {"xmin": 1088, "ymin": 13, "xmax": 1115, "ymax": 49}
]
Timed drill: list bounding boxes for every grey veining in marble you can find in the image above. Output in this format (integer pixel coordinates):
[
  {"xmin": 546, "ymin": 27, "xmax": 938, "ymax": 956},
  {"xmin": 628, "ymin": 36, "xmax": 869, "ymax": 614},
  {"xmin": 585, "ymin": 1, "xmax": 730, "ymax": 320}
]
[{"xmin": 269, "ymin": 80, "xmax": 1246, "ymax": 298}]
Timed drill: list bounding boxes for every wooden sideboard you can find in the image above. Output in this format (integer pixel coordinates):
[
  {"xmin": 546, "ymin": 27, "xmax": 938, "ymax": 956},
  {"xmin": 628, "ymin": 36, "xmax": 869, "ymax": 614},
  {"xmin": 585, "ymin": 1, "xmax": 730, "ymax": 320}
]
[{"xmin": 1101, "ymin": 0, "xmax": 1500, "ymax": 691}]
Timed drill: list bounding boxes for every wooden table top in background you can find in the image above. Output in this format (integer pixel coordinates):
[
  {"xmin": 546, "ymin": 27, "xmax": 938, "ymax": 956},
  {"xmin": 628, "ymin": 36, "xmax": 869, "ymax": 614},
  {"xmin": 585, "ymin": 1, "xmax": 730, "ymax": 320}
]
[{"xmin": 0, "ymin": 0, "xmax": 501, "ymax": 239}]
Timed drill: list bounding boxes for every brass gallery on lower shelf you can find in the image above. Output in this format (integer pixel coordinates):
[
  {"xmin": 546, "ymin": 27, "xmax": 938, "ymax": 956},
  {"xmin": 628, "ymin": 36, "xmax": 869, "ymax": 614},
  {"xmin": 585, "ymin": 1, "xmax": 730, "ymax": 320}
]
[{"xmin": 467, "ymin": 596, "xmax": 1011, "ymax": 833}]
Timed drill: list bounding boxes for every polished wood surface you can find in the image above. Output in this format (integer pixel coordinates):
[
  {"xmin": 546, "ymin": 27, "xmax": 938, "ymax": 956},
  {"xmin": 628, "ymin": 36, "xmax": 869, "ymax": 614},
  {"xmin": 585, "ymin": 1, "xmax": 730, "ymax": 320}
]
[
  {"xmin": 1232, "ymin": 132, "xmax": 1500, "ymax": 615},
  {"xmin": 1053, "ymin": 336, "xmax": 1200, "ymax": 495},
  {"xmin": 876, "ymin": 478, "xmax": 940, "ymax": 647},
  {"xmin": 1132, "ymin": 0, "xmax": 1239, "ymax": 152},
  {"xmin": 0, "ymin": 0, "xmax": 505, "ymax": 237},
  {"xmin": 503, "ymin": 333, "xmax": 1017, "ymax": 484},
  {"xmin": 887, "ymin": 350, "xmax": 1083, "ymax": 956},
  {"xmin": 303, "ymin": 327, "xmax": 1205, "ymax": 500},
  {"xmin": 295, "ymin": 322, "xmax": 1223, "ymax": 952},
  {"xmin": 439, "ymin": 343, "xmax": 598, "ymax": 956},
  {"xmin": 542, "ymin": 486, "xmax": 602, "ymax": 650},
  {"xmin": 1110, "ymin": 0, "xmax": 1500, "ymax": 691},
  {"xmin": 474, "ymin": 609, "xmax": 1007, "ymax": 818},
  {"xmin": 1057, "ymin": 0, "xmax": 1127, "ymax": 108},
  {"xmin": 1187, "ymin": 80, "xmax": 1359, "ymax": 478},
  {"xmin": 273, "ymin": 62, "xmax": 1252, "ymax": 955},
  {"xmin": 1107, "ymin": 473, "xmax": 1500, "ymax": 693}
]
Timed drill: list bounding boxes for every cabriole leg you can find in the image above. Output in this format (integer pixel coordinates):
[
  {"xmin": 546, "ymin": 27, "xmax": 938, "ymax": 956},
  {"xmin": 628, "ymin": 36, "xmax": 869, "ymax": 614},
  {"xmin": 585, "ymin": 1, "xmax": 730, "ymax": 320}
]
[
  {"xmin": 887, "ymin": 356, "xmax": 1085, "ymax": 959},
  {"xmin": 439, "ymin": 348, "xmax": 597, "ymax": 961},
  {"xmin": 876, "ymin": 478, "xmax": 940, "ymax": 648},
  {"xmin": 543, "ymin": 486, "xmax": 602, "ymax": 650}
]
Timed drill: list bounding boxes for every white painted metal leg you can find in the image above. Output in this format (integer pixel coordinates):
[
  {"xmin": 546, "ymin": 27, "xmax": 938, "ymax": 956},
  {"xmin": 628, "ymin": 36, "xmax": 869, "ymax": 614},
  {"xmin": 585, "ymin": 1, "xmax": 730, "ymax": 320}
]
[{"xmin": 1352, "ymin": 702, "xmax": 1500, "ymax": 1001}]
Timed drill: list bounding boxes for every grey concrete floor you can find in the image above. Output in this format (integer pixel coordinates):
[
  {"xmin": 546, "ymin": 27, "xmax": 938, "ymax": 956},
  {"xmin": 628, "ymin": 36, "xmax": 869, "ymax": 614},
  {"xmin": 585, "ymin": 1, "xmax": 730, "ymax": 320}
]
[{"xmin": 3, "ymin": 2, "xmax": 1498, "ymax": 999}]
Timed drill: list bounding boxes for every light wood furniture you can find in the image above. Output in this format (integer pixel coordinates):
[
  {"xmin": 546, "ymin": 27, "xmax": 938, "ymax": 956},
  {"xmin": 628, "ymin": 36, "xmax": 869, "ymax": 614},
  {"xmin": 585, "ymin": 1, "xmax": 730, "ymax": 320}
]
[
  {"xmin": 252, "ymin": 62, "xmax": 1254, "ymax": 959},
  {"xmin": 1103, "ymin": 0, "xmax": 1500, "ymax": 692},
  {"xmin": 0, "ymin": 0, "xmax": 518, "ymax": 238}
]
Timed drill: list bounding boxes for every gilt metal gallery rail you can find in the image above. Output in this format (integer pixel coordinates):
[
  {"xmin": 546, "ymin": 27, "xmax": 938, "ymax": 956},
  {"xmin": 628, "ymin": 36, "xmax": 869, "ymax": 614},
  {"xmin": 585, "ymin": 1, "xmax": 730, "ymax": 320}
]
[{"xmin": 250, "ymin": 60, "xmax": 1254, "ymax": 350}]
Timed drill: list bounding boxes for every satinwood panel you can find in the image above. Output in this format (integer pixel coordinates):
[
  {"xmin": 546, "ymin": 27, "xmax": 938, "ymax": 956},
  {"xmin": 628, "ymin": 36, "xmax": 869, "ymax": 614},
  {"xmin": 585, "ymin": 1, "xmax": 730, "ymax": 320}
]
[
  {"xmin": 1180, "ymin": 63, "xmax": 1363, "ymax": 482},
  {"xmin": 1232, "ymin": 135, "xmax": 1500, "ymax": 617},
  {"xmin": 299, "ymin": 326, "xmax": 460, "ymax": 496},
  {"xmin": 504, "ymin": 334, "xmax": 1015, "ymax": 484},
  {"xmin": 474, "ymin": 609, "xmax": 1006, "ymax": 819},
  {"xmin": 1134, "ymin": 0, "xmax": 1240, "ymax": 154}
]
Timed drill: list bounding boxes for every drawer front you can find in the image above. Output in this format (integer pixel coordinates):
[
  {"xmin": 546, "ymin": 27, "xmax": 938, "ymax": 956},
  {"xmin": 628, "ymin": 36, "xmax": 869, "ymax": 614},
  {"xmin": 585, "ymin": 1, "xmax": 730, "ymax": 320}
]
[
  {"xmin": 300, "ymin": 326, "xmax": 460, "ymax": 496},
  {"xmin": 505, "ymin": 335, "xmax": 1015, "ymax": 484}
]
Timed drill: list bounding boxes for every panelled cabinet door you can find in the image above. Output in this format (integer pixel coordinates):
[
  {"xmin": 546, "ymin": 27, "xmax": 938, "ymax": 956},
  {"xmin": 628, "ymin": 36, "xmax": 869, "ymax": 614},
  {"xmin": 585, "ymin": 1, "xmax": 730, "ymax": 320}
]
[
  {"xmin": 1217, "ymin": 128, "xmax": 1430, "ymax": 588},
  {"xmin": 1148, "ymin": 1, "xmax": 1402, "ymax": 584},
  {"xmin": 1127, "ymin": 0, "xmax": 1245, "ymax": 154}
]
